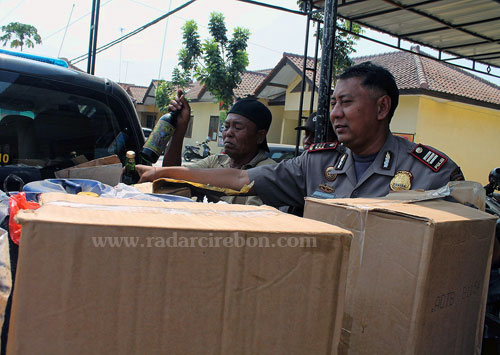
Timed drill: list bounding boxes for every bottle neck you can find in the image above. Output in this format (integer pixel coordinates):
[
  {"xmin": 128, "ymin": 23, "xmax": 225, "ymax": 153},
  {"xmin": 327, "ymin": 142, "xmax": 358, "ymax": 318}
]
[{"xmin": 125, "ymin": 158, "xmax": 136, "ymax": 172}]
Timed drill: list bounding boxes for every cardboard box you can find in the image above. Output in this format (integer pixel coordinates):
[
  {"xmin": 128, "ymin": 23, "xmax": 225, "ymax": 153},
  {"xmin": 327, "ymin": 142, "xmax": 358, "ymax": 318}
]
[
  {"xmin": 8, "ymin": 193, "xmax": 351, "ymax": 355},
  {"xmin": 304, "ymin": 196, "xmax": 497, "ymax": 355},
  {"xmin": 54, "ymin": 155, "xmax": 122, "ymax": 186}
]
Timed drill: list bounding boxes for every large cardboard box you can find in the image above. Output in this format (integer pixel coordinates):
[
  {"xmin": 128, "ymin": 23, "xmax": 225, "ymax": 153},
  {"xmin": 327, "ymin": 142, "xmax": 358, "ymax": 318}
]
[
  {"xmin": 304, "ymin": 196, "xmax": 497, "ymax": 355},
  {"xmin": 8, "ymin": 193, "xmax": 352, "ymax": 355}
]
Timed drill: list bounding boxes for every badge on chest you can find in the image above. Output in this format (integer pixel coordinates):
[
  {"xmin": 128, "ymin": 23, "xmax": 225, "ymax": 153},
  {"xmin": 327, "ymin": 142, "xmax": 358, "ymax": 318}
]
[{"xmin": 390, "ymin": 170, "xmax": 413, "ymax": 191}]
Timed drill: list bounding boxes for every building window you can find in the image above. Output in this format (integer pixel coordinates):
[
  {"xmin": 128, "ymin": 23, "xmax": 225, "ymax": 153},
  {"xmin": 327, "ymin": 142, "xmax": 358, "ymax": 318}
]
[
  {"xmin": 184, "ymin": 116, "xmax": 194, "ymax": 138},
  {"xmin": 146, "ymin": 115, "xmax": 156, "ymax": 128},
  {"xmin": 208, "ymin": 116, "xmax": 219, "ymax": 141}
]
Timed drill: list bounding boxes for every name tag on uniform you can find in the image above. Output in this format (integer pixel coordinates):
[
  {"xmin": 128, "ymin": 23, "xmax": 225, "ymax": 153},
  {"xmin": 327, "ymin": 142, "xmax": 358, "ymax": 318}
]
[{"xmin": 311, "ymin": 190, "xmax": 336, "ymax": 199}]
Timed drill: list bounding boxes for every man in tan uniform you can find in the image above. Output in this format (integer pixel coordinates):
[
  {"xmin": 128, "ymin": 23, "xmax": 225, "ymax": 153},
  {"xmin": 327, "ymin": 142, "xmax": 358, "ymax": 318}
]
[{"xmin": 161, "ymin": 95, "xmax": 275, "ymax": 205}]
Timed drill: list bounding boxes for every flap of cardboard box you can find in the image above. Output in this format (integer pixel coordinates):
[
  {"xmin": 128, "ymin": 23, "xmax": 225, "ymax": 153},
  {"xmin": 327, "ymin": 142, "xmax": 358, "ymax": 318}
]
[
  {"xmin": 305, "ymin": 193, "xmax": 495, "ymax": 223},
  {"xmin": 55, "ymin": 155, "xmax": 122, "ymax": 186},
  {"xmin": 19, "ymin": 192, "xmax": 353, "ymax": 236}
]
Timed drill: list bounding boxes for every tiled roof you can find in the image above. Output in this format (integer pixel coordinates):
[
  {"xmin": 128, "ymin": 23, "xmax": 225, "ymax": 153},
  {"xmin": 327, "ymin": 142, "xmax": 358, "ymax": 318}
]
[
  {"xmin": 353, "ymin": 48, "xmax": 500, "ymax": 107},
  {"xmin": 129, "ymin": 86, "xmax": 148, "ymax": 104},
  {"xmin": 118, "ymin": 83, "xmax": 148, "ymax": 104},
  {"xmin": 279, "ymin": 50, "xmax": 500, "ymax": 108},
  {"xmin": 254, "ymin": 68, "xmax": 273, "ymax": 75},
  {"xmin": 283, "ymin": 52, "xmax": 321, "ymax": 88},
  {"xmin": 185, "ymin": 70, "xmax": 267, "ymax": 101},
  {"xmin": 233, "ymin": 71, "xmax": 267, "ymax": 98},
  {"xmin": 185, "ymin": 81, "xmax": 205, "ymax": 100}
]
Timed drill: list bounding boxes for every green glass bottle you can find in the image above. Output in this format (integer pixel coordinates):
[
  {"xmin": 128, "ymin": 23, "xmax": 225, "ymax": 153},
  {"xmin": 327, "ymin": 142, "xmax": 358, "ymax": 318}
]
[
  {"xmin": 122, "ymin": 150, "xmax": 139, "ymax": 185},
  {"xmin": 141, "ymin": 111, "xmax": 179, "ymax": 164}
]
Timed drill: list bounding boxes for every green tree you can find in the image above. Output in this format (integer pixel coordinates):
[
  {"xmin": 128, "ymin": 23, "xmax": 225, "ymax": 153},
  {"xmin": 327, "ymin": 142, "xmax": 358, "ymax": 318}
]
[
  {"xmin": 297, "ymin": 1, "xmax": 362, "ymax": 76},
  {"xmin": 0, "ymin": 22, "xmax": 42, "ymax": 52},
  {"xmin": 173, "ymin": 12, "xmax": 250, "ymax": 112},
  {"xmin": 155, "ymin": 80, "xmax": 176, "ymax": 114}
]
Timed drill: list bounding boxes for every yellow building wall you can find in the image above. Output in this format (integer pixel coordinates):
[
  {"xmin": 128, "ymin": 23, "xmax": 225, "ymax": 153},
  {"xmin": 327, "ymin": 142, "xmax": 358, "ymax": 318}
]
[
  {"xmin": 280, "ymin": 110, "xmax": 308, "ymax": 145},
  {"xmin": 414, "ymin": 96, "xmax": 500, "ymax": 185},
  {"xmin": 390, "ymin": 96, "xmax": 419, "ymax": 136},
  {"xmin": 135, "ymin": 103, "xmax": 161, "ymax": 127},
  {"xmin": 284, "ymin": 78, "xmax": 319, "ymax": 112},
  {"xmin": 187, "ymin": 102, "xmax": 223, "ymax": 153},
  {"xmin": 266, "ymin": 104, "xmax": 284, "ymax": 144}
]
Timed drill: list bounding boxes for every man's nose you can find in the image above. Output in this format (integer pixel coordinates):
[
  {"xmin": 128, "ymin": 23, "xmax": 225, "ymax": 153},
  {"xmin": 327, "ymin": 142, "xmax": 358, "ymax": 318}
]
[
  {"xmin": 224, "ymin": 127, "xmax": 233, "ymax": 137},
  {"xmin": 330, "ymin": 102, "xmax": 342, "ymax": 121}
]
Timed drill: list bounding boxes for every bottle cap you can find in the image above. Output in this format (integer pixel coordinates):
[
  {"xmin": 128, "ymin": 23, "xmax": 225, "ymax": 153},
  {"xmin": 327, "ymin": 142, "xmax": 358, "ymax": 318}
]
[{"xmin": 126, "ymin": 151, "xmax": 136, "ymax": 159}]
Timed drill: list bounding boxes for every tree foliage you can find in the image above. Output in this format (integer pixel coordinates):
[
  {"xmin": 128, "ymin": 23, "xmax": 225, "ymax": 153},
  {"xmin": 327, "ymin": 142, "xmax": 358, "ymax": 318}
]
[
  {"xmin": 173, "ymin": 12, "xmax": 250, "ymax": 112},
  {"xmin": 297, "ymin": 1, "xmax": 362, "ymax": 76},
  {"xmin": 0, "ymin": 22, "xmax": 42, "ymax": 52},
  {"xmin": 155, "ymin": 80, "xmax": 176, "ymax": 114}
]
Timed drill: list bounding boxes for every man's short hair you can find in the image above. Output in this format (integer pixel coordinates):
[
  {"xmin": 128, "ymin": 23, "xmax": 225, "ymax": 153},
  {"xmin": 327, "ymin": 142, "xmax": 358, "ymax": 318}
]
[{"xmin": 338, "ymin": 62, "xmax": 399, "ymax": 121}]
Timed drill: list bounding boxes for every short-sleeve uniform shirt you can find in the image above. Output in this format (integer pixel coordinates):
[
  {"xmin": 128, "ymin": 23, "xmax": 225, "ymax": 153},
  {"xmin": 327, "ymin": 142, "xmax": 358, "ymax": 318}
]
[{"xmin": 247, "ymin": 133, "xmax": 464, "ymax": 207}]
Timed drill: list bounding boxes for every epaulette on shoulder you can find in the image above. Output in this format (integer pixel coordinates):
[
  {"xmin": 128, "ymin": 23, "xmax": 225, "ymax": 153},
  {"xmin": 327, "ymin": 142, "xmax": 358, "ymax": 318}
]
[
  {"xmin": 308, "ymin": 142, "xmax": 338, "ymax": 153},
  {"xmin": 410, "ymin": 144, "xmax": 448, "ymax": 172}
]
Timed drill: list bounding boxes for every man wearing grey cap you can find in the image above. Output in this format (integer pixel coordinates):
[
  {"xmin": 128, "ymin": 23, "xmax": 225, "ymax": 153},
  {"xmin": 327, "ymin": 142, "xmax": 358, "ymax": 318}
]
[
  {"xmin": 152, "ymin": 95, "xmax": 276, "ymax": 205},
  {"xmin": 295, "ymin": 112, "xmax": 337, "ymax": 151}
]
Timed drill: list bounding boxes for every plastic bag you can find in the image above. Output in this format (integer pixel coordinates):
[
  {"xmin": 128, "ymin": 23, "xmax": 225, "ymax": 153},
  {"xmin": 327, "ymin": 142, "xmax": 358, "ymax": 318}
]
[
  {"xmin": 8, "ymin": 192, "xmax": 40, "ymax": 245},
  {"xmin": 101, "ymin": 183, "xmax": 193, "ymax": 202},
  {"xmin": 0, "ymin": 228, "xmax": 11, "ymax": 347},
  {"xmin": 0, "ymin": 191, "xmax": 8, "ymax": 228}
]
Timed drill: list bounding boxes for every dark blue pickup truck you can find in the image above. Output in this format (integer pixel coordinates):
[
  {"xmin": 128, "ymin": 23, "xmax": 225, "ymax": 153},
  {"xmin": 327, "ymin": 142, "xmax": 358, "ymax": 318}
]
[{"xmin": 0, "ymin": 49, "xmax": 145, "ymax": 191}]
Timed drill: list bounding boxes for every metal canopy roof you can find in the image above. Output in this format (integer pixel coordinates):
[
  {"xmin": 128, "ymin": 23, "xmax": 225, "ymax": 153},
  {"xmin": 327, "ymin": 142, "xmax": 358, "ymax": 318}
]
[{"xmin": 333, "ymin": 0, "xmax": 500, "ymax": 77}]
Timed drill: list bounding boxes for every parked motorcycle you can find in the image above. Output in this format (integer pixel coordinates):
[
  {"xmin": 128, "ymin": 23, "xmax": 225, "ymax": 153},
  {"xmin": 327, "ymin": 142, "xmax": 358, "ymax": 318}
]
[
  {"xmin": 183, "ymin": 138, "xmax": 211, "ymax": 162},
  {"xmin": 482, "ymin": 167, "xmax": 500, "ymax": 354}
]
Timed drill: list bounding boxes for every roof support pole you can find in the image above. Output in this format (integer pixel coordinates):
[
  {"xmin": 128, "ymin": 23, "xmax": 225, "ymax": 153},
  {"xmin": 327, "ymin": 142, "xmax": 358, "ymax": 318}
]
[
  {"xmin": 315, "ymin": 0, "xmax": 338, "ymax": 143},
  {"xmin": 295, "ymin": 0, "xmax": 313, "ymax": 156},
  {"xmin": 87, "ymin": 0, "xmax": 101, "ymax": 75},
  {"xmin": 90, "ymin": 0, "xmax": 101, "ymax": 75},
  {"xmin": 87, "ymin": 0, "xmax": 97, "ymax": 74},
  {"xmin": 308, "ymin": 20, "xmax": 322, "ymax": 121}
]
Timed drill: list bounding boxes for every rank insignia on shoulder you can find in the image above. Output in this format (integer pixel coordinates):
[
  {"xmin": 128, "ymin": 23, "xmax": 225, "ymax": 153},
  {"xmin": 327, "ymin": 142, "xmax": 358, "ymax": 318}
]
[
  {"xmin": 308, "ymin": 142, "xmax": 338, "ymax": 152},
  {"xmin": 390, "ymin": 170, "xmax": 413, "ymax": 191},
  {"xmin": 410, "ymin": 144, "xmax": 448, "ymax": 172}
]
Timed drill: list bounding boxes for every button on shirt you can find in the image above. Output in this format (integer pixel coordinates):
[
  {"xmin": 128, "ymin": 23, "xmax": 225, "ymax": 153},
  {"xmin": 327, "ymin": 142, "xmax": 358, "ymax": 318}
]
[{"xmin": 247, "ymin": 133, "xmax": 464, "ymax": 207}]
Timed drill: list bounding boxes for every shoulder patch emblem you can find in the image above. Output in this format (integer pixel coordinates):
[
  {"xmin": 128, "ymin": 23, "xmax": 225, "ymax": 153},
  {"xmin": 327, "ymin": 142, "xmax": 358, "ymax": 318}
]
[
  {"xmin": 308, "ymin": 142, "xmax": 338, "ymax": 153},
  {"xmin": 324, "ymin": 166, "xmax": 337, "ymax": 181},
  {"xmin": 410, "ymin": 144, "xmax": 448, "ymax": 172}
]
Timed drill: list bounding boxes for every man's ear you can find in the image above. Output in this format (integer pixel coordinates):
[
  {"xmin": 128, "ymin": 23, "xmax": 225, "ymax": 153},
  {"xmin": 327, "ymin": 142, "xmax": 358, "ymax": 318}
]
[
  {"xmin": 256, "ymin": 129, "xmax": 267, "ymax": 145},
  {"xmin": 376, "ymin": 95, "xmax": 391, "ymax": 121}
]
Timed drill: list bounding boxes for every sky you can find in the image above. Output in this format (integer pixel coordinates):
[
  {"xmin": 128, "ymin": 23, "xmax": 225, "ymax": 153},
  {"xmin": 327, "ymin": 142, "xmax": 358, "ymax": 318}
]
[{"xmin": 2, "ymin": 0, "xmax": 500, "ymax": 87}]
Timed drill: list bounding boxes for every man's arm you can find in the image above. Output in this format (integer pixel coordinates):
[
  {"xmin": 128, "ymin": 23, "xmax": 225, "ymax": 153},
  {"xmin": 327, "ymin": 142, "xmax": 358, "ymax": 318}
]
[
  {"xmin": 162, "ymin": 90, "xmax": 191, "ymax": 167},
  {"xmin": 136, "ymin": 165, "xmax": 251, "ymax": 192}
]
